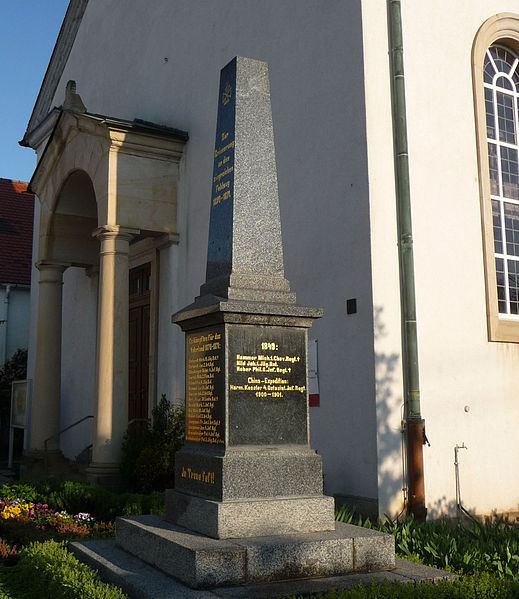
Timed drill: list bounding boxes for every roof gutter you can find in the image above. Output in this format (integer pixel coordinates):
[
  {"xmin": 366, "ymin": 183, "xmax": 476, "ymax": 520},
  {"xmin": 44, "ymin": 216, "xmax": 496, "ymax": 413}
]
[{"xmin": 388, "ymin": 0, "xmax": 427, "ymax": 522}]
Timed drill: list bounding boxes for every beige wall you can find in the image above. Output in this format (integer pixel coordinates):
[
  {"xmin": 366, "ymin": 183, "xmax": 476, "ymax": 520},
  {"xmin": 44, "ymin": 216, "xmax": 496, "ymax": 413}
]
[
  {"xmin": 363, "ymin": 0, "xmax": 519, "ymax": 515},
  {"xmin": 27, "ymin": 0, "xmax": 519, "ymax": 516},
  {"xmin": 36, "ymin": 0, "xmax": 380, "ymax": 500}
]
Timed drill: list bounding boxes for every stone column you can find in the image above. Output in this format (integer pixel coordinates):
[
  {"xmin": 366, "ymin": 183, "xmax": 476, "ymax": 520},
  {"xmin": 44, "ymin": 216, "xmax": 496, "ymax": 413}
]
[
  {"xmin": 30, "ymin": 262, "xmax": 67, "ymax": 451},
  {"xmin": 87, "ymin": 225, "xmax": 139, "ymax": 485}
]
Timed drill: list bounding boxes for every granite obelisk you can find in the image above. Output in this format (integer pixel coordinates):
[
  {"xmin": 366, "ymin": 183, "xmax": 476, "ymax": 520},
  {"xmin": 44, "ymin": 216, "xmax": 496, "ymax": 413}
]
[
  {"xmin": 165, "ymin": 56, "xmax": 333, "ymax": 539},
  {"xmin": 114, "ymin": 57, "xmax": 395, "ymax": 589}
]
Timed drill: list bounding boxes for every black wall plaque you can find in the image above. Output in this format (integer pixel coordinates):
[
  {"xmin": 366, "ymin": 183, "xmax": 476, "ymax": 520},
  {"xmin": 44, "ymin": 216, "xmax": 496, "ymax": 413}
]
[{"xmin": 228, "ymin": 325, "xmax": 308, "ymax": 445}]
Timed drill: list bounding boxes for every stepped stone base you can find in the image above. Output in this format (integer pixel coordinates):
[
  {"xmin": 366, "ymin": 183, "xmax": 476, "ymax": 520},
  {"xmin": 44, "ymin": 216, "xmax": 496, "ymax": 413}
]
[
  {"xmin": 70, "ymin": 540, "xmax": 456, "ymax": 599},
  {"xmin": 166, "ymin": 490, "xmax": 335, "ymax": 538},
  {"xmin": 115, "ymin": 515, "xmax": 395, "ymax": 589}
]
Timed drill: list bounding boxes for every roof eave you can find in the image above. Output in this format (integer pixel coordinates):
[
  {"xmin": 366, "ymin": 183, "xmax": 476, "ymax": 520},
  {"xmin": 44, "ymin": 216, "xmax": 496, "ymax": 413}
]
[{"xmin": 20, "ymin": 0, "xmax": 89, "ymax": 148}]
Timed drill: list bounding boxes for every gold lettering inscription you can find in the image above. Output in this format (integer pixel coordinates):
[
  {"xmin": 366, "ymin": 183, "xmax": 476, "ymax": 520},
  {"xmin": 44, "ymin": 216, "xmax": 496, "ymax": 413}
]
[
  {"xmin": 213, "ymin": 165, "xmax": 234, "ymax": 183},
  {"xmin": 232, "ymin": 348, "xmax": 305, "ymax": 399},
  {"xmin": 181, "ymin": 466, "xmax": 216, "ymax": 485},
  {"xmin": 214, "ymin": 140, "xmax": 235, "ymax": 158},
  {"xmin": 186, "ymin": 331, "xmax": 224, "ymax": 444}
]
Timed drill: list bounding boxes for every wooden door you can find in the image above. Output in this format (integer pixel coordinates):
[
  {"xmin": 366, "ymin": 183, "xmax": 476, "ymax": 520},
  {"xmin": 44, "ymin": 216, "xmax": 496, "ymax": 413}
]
[{"xmin": 129, "ymin": 264, "xmax": 151, "ymax": 423}]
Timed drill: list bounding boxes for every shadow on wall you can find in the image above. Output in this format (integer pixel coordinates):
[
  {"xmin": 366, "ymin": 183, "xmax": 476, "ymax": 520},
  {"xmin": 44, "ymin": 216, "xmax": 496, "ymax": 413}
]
[
  {"xmin": 427, "ymin": 496, "xmax": 458, "ymax": 520},
  {"xmin": 373, "ymin": 305, "xmax": 405, "ymax": 517}
]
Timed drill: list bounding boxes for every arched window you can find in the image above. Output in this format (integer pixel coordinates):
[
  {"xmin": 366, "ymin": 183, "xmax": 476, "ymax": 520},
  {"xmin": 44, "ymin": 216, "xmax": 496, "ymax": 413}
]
[
  {"xmin": 472, "ymin": 14, "xmax": 519, "ymax": 342},
  {"xmin": 484, "ymin": 45, "xmax": 519, "ymax": 317}
]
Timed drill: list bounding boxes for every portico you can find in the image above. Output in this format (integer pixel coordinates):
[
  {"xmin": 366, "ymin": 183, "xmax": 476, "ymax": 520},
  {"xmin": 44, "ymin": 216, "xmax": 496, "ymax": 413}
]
[{"xmin": 26, "ymin": 90, "xmax": 187, "ymax": 482}]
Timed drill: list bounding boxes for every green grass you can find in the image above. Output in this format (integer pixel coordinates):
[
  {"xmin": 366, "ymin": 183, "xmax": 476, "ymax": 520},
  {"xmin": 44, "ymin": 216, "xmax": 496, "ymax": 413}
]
[
  {"xmin": 0, "ymin": 540, "xmax": 127, "ymax": 599},
  {"xmin": 3, "ymin": 482, "xmax": 519, "ymax": 598},
  {"xmin": 282, "ymin": 573, "xmax": 519, "ymax": 598}
]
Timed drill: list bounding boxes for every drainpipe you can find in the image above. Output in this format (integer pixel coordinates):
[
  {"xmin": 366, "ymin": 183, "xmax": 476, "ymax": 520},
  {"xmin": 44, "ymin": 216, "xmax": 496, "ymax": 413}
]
[
  {"xmin": 0, "ymin": 285, "xmax": 12, "ymax": 366},
  {"xmin": 388, "ymin": 0, "xmax": 427, "ymax": 522}
]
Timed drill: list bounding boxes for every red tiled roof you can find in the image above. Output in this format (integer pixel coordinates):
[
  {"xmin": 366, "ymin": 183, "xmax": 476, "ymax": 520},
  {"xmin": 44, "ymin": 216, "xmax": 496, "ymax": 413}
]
[{"xmin": 0, "ymin": 179, "xmax": 34, "ymax": 285}]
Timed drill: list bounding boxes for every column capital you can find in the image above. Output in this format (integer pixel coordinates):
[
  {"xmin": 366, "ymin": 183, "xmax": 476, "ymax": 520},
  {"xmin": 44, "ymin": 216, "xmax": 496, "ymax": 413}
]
[
  {"xmin": 35, "ymin": 262, "xmax": 68, "ymax": 285},
  {"xmin": 35, "ymin": 261, "xmax": 69, "ymax": 273},
  {"xmin": 93, "ymin": 225, "xmax": 140, "ymax": 242}
]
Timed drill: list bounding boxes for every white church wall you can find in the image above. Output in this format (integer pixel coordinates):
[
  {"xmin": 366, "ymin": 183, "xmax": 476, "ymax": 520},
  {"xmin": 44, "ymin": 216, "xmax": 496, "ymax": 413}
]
[
  {"xmin": 402, "ymin": 1, "xmax": 519, "ymax": 517},
  {"xmin": 361, "ymin": 0, "xmax": 407, "ymax": 517},
  {"xmin": 49, "ymin": 0, "xmax": 380, "ymax": 502},
  {"xmin": 59, "ymin": 266, "xmax": 97, "ymax": 460},
  {"xmin": 362, "ymin": 0, "xmax": 519, "ymax": 516}
]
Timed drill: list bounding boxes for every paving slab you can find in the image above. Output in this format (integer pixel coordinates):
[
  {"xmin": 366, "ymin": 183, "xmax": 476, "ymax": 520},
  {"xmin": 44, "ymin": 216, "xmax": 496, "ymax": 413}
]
[{"xmin": 71, "ymin": 541, "xmax": 456, "ymax": 599}]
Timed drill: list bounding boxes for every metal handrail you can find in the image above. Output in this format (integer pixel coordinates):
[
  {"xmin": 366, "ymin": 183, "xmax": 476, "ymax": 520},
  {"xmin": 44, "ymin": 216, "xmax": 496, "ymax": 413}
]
[{"xmin": 44, "ymin": 415, "xmax": 93, "ymax": 473}]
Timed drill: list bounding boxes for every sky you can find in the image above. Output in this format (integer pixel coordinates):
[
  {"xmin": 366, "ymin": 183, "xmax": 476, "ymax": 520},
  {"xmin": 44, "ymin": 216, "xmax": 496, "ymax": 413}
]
[{"xmin": 0, "ymin": 1, "xmax": 70, "ymax": 182}]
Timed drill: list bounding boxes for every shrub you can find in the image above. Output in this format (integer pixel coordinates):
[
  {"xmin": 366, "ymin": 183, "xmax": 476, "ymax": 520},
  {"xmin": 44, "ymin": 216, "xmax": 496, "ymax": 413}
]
[
  {"xmin": 0, "ymin": 350, "xmax": 27, "ymax": 390},
  {"xmin": 1, "ymin": 480, "xmax": 165, "ymax": 524},
  {"xmin": 0, "ymin": 350, "xmax": 27, "ymax": 447},
  {"xmin": 0, "ymin": 540, "xmax": 17, "ymax": 562},
  {"xmin": 0, "ymin": 540, "xmax": 127, "ymax": 599},
  {"xmin": 120, "ymin": 395, "xmax": 184, "ymax": 492},
  {"xmin": 336, "ymin": 507, "xmax": 519, "ymax": 580}
]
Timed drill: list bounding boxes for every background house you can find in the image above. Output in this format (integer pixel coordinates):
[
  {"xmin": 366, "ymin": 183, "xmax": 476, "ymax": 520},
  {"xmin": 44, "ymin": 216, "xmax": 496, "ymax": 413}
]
[
  {"xmin": 19, "ymin": 0, "xmax": 519, "ymax": 519},
  {"xmin": 0, "ymin": 178, "xmax": 33, "ymax": 366},
  {"xmin": 0, "ymin": 178, "xmax": 34, "ymax": 456}
]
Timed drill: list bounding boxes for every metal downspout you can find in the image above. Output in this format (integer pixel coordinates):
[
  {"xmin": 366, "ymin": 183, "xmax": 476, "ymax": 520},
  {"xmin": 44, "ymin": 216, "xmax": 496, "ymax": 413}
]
[{"xmin": 388, "ymin": 0, "xmax": 427, "ymax": 521}]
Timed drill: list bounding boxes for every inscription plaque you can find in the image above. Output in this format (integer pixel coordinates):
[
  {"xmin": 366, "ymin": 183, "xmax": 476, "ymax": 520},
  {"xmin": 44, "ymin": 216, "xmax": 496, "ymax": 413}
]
[
  {"xmin": 185, "ymin": 327, "xmax": 224, "ymax": 445},
  {"xmin": 228, "ymin": 325, "xmax": 307, "ymax": 445},
  {"xmin": 206, "ymin": 58, "xmax": 236, "ymax": 280}
]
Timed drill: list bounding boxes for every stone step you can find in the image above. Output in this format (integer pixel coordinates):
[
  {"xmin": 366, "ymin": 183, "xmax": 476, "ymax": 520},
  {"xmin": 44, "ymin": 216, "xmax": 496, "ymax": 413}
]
[
  {"xmin": 165, "ymin": 490, "xmax": 336, "ymax": 538},
  {"xmin": 70, "ymin": 540, "xmax": 456, "ymax": 599},
  {"xmin": 115, "ymin": 515, "xmax": 395, "ymax": 589}
]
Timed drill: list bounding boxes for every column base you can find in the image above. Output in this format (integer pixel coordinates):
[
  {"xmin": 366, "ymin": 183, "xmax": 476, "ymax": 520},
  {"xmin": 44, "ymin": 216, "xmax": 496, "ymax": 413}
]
[{"xmin": 86, "ymin": 462, "xmax": 121, "ymax": 490}]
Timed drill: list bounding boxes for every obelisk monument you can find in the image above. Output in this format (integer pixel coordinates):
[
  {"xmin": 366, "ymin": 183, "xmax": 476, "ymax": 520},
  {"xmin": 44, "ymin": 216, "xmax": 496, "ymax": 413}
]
[
  {"xmin": 166, "ymin": 56, "xmax": 333, "ymax": 539},
  {"xmin": 115, "ymin": 57, "xmax": 395, "ymax": 589}
]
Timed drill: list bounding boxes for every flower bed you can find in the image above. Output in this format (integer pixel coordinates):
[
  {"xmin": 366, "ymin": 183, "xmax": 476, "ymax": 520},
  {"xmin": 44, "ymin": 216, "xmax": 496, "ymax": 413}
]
[{"xmin": 0, "ymin": 490, "xmax": 115, "ymax": 558}]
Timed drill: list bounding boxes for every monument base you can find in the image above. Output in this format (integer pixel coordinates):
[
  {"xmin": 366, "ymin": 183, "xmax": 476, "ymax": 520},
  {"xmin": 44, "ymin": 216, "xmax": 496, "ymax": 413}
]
[
  {"xmin": 165, "ymin": 489, "xmax": 335, "ymax": 538},
  {"xmin": 115, "ymin": 515, "xmax": 395, "ymax": 589}
]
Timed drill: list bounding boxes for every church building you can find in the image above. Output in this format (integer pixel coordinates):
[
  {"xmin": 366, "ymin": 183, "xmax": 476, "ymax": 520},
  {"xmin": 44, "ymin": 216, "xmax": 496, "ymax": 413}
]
[{"xmin": 21, "ymin": 0, "xmax": 519, "ymax": 519}]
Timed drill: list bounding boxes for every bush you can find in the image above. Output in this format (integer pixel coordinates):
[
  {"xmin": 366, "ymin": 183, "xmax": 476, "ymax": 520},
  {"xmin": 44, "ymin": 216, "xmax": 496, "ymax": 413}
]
[
  {"xmin": 1, "ymin": 480, "xmax": 165, "ymax": 524},
  {"xmin": 0, "ymin": 540, "xmax": 127, "ymax": 599},
  {"xmin": 0, "ymin": 350, "xmax": 27, "ymax": 443},
  {"xmin": 336, "ymin": 506, "xmax": 519, "ymax": 580},
  {"xmin": 120, "ymin": 395, "xmax": 184, "ymax": 492}
]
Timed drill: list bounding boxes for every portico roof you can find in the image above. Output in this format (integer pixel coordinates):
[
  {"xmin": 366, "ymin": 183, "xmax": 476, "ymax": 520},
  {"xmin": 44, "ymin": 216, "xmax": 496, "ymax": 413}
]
[{"xmin": 27, "ymin": 107, "xmax": 188, "ymax": 195}]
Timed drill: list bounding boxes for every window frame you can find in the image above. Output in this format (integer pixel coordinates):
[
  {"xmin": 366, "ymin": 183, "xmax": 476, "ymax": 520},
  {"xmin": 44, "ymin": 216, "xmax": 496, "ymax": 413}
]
[{"xmin": 473, "ymin": 13, "xmax": 519, "ymax": 342}]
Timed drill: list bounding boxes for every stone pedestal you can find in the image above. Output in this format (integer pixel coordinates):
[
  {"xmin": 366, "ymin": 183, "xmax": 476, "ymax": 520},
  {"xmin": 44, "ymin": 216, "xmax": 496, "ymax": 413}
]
[{"xmin": 165, "ymin": 301, "xmax": 330, "ymax": 541}]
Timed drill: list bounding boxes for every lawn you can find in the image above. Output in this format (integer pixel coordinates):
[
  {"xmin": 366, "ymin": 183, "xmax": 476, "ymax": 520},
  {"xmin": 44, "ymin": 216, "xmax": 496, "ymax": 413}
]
[{"xmin": 0, "ymin": 481, "xmax": 519, "ymax": 598}]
